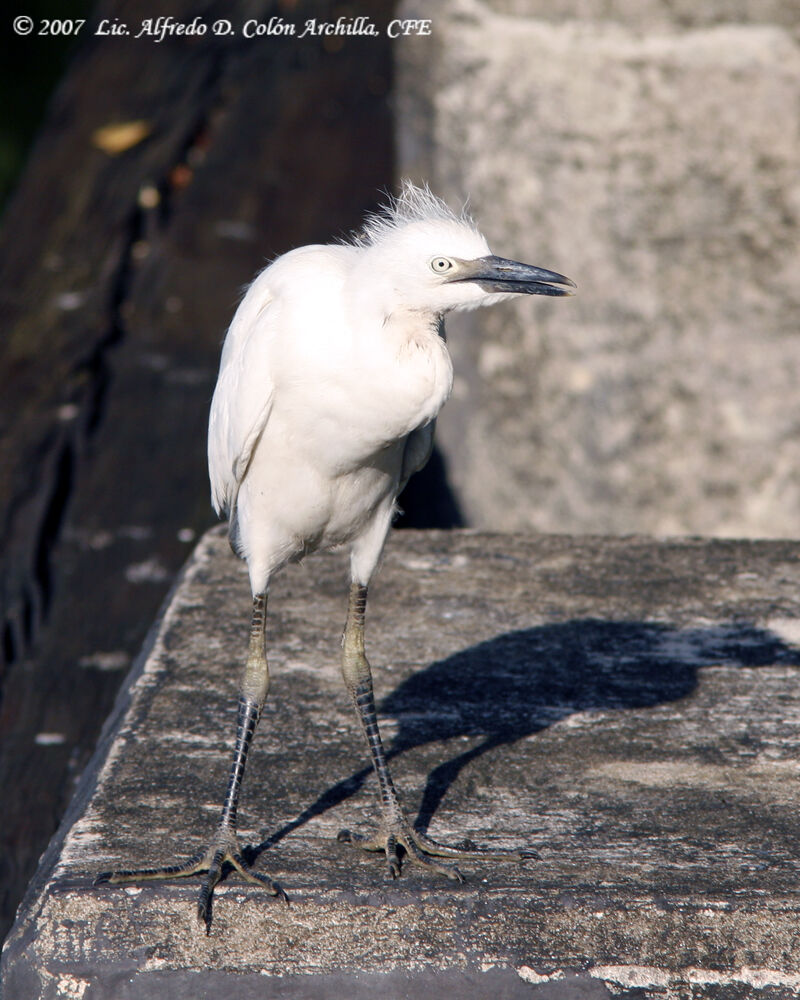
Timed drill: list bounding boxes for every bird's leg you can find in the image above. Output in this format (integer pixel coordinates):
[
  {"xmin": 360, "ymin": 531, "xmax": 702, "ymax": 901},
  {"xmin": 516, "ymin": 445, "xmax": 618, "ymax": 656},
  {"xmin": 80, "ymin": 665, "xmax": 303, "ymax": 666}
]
[
  {"xmin": 337, "ymin": 583, "xmax": 522, "ymax": 881},
  {"xmin": 95, "ymin": 593, "xmax": 285, "ymax": 928}
]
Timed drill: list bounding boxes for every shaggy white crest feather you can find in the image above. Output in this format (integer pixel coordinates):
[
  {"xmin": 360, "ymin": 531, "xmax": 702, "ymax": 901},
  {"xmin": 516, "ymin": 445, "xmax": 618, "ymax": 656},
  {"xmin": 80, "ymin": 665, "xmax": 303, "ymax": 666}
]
[{"xmin": 352, "ymin": 180, "xmax": 479, "ymax": 249}]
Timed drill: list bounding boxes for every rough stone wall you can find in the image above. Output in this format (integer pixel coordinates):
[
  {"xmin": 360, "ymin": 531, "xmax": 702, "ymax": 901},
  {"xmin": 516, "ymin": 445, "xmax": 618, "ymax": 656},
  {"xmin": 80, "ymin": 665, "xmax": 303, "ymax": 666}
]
[{"xmin": 397, "ymin": 0, "xmax": 800, "ymax": 537}]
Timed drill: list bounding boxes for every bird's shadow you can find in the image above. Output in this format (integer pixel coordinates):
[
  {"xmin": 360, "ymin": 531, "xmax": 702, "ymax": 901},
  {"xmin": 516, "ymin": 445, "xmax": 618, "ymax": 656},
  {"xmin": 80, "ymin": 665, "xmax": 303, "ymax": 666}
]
[{"xmin": 246, "ymin": 619, "xmax": 800, "ymax": 862}]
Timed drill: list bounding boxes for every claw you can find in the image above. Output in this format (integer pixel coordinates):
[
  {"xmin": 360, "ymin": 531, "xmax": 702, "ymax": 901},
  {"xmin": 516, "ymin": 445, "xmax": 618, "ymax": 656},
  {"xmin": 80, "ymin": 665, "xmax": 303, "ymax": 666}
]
[
  {"xmin": 94, "ymin": 833, "xmax": 285, "ymax": 932},
  {"xmin": 337, "ymin": 820, "xmax": 522, "ymax": 882},
  {"xmin": 385, "ymin": 834, "xmax": 400, "ymax": 879}
]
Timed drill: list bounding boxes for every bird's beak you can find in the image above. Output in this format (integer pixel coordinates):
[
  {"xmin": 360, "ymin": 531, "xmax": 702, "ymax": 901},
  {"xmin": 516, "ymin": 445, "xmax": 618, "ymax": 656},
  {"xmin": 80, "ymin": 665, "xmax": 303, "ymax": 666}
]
[{"xmin": 453, "ymin": 255, "xmax": 576, "ymax": 297}]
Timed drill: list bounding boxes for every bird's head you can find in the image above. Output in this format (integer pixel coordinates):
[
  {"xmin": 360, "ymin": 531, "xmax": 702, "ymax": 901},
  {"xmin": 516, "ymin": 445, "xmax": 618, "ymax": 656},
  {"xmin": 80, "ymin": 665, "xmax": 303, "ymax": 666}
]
[{"xmin": 353, "ymin": 182, "xmax": 575, "ymax": 316}]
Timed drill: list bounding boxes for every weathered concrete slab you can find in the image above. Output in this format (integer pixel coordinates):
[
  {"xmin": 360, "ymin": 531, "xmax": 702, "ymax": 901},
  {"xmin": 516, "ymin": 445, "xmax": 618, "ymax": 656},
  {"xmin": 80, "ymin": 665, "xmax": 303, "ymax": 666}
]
[
  {"xmin": 396, "ymin": 0, "xmax": 800, "ymax": 539},
  {"xmin": 5, "ymin": 528, "xmax": 800, "ymax": 998}
]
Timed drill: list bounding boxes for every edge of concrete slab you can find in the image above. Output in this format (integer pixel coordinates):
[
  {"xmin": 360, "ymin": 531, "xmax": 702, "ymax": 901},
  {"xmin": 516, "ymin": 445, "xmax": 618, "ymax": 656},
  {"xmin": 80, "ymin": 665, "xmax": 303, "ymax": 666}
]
[{"xmin": 0, "ymin": 549, "xmax": 197, "ymax": 989}]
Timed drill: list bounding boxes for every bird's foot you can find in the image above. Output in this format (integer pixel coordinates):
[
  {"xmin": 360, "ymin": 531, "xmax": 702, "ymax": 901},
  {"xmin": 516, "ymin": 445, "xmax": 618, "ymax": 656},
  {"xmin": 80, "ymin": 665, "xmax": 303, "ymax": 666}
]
[
  {"xmin": 94, "ymin": 826, "xmax": 286, "ymax": 930},
  {"xmin": 337, "ymin": 816, "xmax": 538, "ymax": 882}
]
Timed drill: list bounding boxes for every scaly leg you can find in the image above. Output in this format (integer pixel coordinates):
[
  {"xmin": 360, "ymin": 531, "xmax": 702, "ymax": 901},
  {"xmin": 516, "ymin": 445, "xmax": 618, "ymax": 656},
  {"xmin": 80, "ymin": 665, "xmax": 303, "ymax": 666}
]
[
  {"xmin": 95, "ymin": 593, "xmax": 286, "ymax": 929},
  {"xmin": 337, "ymin": 583, "xmax": 528, "ymax": 880}
]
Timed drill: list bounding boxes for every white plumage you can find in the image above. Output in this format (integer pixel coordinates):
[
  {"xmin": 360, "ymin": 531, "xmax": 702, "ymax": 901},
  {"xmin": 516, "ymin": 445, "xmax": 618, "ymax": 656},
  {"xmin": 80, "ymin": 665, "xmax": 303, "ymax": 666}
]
[{"xmin": 208, "ymin": 183, "xmax": 573, "ymax": 593}]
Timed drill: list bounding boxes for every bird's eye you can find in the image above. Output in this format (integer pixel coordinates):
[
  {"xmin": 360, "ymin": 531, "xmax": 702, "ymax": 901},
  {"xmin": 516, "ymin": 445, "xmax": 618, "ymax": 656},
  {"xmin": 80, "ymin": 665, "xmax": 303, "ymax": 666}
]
[{"xmin": 430, "ymin": 257, "xmax": 454, "ymax": 274}]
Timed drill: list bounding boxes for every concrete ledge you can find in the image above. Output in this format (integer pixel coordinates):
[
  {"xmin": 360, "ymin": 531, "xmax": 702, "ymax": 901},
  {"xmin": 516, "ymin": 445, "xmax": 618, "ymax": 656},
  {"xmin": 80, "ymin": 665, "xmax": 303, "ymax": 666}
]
[{"xmin": 4, "ymin": 528, "xmax": 800, "ymax": 998}]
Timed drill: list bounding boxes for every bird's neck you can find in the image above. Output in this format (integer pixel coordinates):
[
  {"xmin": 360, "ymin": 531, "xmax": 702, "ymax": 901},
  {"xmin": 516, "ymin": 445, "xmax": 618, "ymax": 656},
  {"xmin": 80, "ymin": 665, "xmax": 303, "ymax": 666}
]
[
  {"xmin": 376, "ymin": 308, "xmax": 453, "ymax": 429},
  {"xmin": 381, "ymin": 307, "xmax": 444, "ymax": 352}
]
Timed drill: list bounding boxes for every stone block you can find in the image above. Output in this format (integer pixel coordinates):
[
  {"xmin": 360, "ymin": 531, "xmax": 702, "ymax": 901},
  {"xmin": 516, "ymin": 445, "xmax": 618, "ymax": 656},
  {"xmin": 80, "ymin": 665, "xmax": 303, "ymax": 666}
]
[
  {"xmin": 4, "ymin": 528, "xmax": 800, "ymax": 996},
  {"xmin": 397, "ymin": 0, "xmax": 800, "ymax": 536}
]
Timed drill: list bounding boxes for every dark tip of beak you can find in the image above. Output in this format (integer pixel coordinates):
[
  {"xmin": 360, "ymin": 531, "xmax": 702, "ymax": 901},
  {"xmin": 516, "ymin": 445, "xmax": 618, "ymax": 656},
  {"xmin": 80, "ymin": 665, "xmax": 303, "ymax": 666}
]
[{"xmin": 455, "ymin": 255, "xmax": 576, "ymax": 297}]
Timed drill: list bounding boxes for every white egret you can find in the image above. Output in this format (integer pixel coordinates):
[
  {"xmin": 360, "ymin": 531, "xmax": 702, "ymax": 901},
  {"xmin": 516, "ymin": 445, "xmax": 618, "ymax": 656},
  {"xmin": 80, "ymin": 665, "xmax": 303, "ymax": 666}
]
[{"xmin": 97, "ymin": 182, "xmax": 575, "ymax": 927}]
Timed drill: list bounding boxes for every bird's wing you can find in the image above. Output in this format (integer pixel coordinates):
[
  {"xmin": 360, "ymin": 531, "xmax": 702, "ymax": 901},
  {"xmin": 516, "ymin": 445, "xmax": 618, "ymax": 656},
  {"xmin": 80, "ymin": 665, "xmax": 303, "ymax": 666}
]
[
  {"xmin": 208, "ymin": 277, "xmax": 277, "ymax": 517},
  {"xmin": 399, "ymin": 420, "xmax": 436, "ymax": 493}
]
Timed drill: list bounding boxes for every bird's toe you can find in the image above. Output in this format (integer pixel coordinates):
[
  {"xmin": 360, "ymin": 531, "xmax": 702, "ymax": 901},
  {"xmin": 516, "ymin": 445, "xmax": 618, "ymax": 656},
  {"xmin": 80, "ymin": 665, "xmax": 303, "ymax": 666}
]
[{"xmin": 337, "ymin": 816, "xmax": 536, "ymax": 881}]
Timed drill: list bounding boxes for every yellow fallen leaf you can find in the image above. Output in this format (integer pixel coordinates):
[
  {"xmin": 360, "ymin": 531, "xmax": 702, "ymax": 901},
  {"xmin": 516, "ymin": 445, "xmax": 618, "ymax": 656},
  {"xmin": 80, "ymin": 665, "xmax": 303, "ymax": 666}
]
[{"xmin": 91, "ymin": 120, "xmax": 152, "ymax": 155}]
